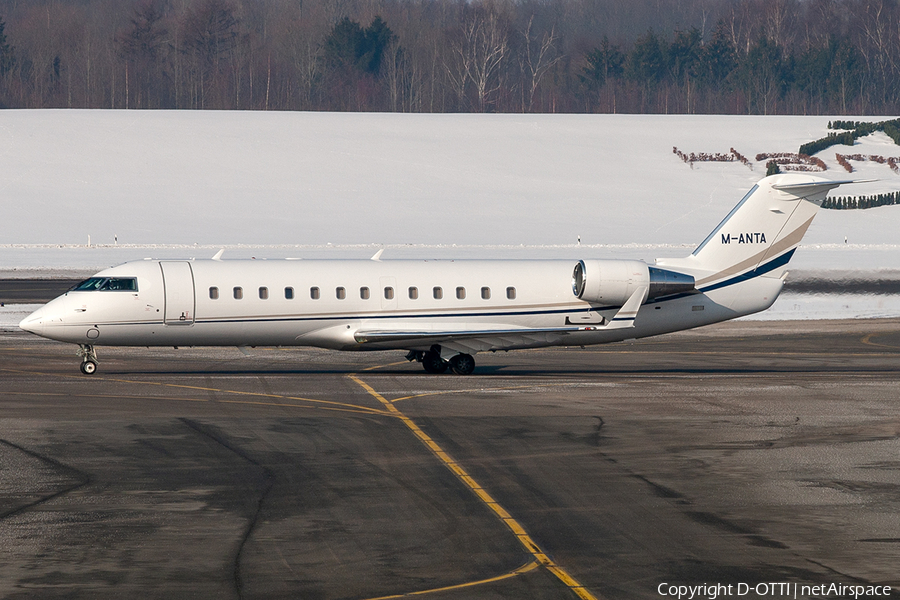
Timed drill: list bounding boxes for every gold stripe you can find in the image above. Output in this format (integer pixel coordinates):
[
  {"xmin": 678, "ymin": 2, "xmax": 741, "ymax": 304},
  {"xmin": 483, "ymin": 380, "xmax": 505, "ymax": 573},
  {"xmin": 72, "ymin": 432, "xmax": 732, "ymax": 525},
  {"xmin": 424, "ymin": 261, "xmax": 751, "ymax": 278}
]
[
  {"xmin": 196, "ymin": 300, "xmax": 590, "ymax": 324},
  {"xmin": 695, "ymin": 216, "xmax": 814, "ymax": 286}
]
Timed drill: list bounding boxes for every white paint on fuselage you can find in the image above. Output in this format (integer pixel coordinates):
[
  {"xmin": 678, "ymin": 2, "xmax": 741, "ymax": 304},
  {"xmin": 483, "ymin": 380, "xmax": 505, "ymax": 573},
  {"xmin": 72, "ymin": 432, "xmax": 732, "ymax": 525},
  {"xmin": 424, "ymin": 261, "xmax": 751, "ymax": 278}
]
[
  {"xmin": 19, "ymin": 256, "xmax": 773, "ymax": 352},
  {"xmin": 28, "ymin": 173, "xmax": 858, "ymax": 370}
]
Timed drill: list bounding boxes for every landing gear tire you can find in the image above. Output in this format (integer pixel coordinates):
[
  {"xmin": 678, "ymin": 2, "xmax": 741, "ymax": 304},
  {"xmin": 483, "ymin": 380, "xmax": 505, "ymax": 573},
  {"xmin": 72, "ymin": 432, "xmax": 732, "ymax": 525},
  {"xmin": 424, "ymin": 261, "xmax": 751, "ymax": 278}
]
[
  {"xmin": 422, "ymin": 351, "xmax": 448, "ymax": 374},
  {"xmin": 77, "ymin": 344, "xmax": 99, "ymax": 375},
  {"xmin": 80, "ymin": 360, "xmax": 98, "ymax": 375},
  {"xmin": 448, "ymin": 353, "xmax": 475, "ymax": 375}
]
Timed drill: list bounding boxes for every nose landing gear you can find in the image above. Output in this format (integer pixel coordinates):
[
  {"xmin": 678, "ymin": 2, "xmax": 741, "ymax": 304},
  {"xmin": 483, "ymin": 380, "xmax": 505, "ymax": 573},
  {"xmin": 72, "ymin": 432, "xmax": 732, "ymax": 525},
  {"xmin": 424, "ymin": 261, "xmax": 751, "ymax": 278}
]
[{"xmin": 77, "ymin": 344, "xmax": 99, "ymax": 375}]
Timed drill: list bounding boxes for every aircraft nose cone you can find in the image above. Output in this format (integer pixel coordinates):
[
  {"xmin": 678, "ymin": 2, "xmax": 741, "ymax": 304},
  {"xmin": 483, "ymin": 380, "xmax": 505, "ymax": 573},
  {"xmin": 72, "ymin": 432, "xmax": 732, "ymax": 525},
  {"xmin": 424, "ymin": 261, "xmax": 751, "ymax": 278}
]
[{"xmin": 19, "ymin": 307, "xmax": 46, "ymax": 335}]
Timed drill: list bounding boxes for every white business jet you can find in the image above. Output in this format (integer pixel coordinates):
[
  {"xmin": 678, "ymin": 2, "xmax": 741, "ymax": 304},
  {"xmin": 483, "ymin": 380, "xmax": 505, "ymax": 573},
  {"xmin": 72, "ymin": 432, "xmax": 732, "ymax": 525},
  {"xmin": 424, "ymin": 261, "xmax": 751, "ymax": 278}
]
[{"xmin": 20, "ymin": 174, "xmax": 856, "ymax": 375}]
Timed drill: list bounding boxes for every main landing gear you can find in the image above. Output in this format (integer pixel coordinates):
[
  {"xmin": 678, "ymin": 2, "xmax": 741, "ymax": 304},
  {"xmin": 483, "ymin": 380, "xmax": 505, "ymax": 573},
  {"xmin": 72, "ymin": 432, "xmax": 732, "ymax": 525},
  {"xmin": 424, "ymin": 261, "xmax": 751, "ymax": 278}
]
[
  {"xmin": 77, "ymin": 344, "xmax": 99, "ymax": 375},
  {"xmin": 407, "ymin": 346, "xmax": 476, "ymax": 375}
]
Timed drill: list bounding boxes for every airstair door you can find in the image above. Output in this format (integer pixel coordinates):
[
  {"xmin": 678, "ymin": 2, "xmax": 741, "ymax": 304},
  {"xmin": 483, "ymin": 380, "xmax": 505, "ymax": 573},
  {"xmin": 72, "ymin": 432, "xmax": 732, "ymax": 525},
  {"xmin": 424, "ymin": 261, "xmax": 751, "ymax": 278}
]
[{"xmin": 160, "ymin": 261, "xmax": 196, "ymax": 325}]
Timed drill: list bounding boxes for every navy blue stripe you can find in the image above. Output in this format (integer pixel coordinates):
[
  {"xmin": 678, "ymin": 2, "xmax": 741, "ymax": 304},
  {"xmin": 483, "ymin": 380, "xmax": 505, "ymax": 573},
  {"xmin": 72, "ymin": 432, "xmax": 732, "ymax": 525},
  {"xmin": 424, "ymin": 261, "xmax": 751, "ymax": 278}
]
[
  {"xmin": 194, "ymin": 304, "xmax": 620, "ymax": 326},
  {"xmin": 100, "ymin": 305, "xmax": 620, "ymax": 328},
  {"xmin": 697, "ymin": 249, "xmax": 795, "ymax": 293}
]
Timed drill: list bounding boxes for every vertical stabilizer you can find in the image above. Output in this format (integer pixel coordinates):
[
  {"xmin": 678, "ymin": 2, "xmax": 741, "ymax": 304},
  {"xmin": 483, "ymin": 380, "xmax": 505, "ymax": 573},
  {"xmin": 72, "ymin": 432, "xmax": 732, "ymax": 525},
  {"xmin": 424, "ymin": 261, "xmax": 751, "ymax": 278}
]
[{"xmin": 657, "ymin": 174, "xmax": 855, "ymax": 290}]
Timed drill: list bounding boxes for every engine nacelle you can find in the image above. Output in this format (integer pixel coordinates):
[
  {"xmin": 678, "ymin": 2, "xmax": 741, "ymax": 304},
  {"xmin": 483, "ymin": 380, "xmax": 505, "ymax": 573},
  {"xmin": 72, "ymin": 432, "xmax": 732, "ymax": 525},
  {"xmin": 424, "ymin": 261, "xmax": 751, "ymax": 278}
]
[
  {"xmin": 572, "ymin": 260, "xmax": 695, "ymax": 305},
  {"xmin": 572, "ymin": 260, "xmax": 650, "ymax": 306}
]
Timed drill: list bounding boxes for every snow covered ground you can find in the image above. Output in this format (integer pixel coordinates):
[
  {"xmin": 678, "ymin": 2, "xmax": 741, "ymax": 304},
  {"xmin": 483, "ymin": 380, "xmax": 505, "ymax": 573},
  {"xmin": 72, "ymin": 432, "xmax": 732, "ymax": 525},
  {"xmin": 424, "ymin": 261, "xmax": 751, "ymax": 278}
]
[{"xmin": 2, "ymin": 110, "xmax": 899, "ymax": 320}]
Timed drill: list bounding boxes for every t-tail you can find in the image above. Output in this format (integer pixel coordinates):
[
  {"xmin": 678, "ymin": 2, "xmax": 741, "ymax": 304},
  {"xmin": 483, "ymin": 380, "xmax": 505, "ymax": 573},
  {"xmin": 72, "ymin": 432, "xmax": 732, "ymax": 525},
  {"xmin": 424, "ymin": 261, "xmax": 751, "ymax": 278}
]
[{"xmin": 656, "ymin": 173, "xmax": 860, "ymax": 316}]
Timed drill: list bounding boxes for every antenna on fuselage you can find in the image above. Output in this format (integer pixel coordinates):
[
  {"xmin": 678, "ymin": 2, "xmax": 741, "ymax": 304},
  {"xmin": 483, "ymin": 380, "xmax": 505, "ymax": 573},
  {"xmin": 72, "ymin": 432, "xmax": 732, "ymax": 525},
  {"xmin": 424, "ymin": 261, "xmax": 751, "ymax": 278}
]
[
  {"xmin": 370, "ymin": 248, "xmax": 384, "ymax": 261},
  {"xmin": 212, "ymin": 249, "xmax": 225, "ymax": 260}
]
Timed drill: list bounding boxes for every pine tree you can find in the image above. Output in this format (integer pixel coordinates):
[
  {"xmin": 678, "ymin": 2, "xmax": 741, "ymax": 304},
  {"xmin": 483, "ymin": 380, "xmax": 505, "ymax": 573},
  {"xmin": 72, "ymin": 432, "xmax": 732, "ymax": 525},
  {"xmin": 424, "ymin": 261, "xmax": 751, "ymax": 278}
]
[{"xmin": 0, "ymin": 17, "xmax": 14, "ymax": 76}]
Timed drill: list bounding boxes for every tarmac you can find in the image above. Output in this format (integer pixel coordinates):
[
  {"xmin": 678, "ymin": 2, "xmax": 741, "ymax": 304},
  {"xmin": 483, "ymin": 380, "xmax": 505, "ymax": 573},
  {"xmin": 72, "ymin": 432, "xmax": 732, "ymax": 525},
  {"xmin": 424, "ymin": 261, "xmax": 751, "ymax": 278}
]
[{"xmin": 1, "ymin": 317, "xmax": 899, "ymax": 599}]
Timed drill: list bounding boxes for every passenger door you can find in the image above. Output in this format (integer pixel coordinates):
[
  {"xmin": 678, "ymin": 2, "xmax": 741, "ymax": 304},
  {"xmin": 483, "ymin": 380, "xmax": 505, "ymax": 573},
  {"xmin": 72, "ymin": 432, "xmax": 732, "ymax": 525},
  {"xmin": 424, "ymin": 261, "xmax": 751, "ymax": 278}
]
[{"xmin": 160, "ymin": 261, "xmax": 196, "ymax": 325}]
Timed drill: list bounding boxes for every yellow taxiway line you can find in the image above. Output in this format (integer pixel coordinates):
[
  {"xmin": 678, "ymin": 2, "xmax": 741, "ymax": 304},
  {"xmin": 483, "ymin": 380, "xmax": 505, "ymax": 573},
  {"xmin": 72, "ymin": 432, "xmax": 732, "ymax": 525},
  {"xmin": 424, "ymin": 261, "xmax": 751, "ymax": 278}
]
[
  {"xmin": 361, "ymin": 560, "xmax": 539, "ymax": 600},
  {"xmin": 349, "ymin": 374, "xmax": 601, "ymax": 600},
  {"xmin": 1, "ymin": 368, "xmax": 391, "ymax": 417}
]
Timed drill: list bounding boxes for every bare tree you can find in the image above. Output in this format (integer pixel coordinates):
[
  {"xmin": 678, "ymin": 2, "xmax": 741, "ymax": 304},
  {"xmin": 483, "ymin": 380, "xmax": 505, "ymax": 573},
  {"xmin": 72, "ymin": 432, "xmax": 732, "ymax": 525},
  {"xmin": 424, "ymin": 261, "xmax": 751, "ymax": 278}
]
[
  {"xmin": 518, "ymin": 15, "xmax": 561, "ymax": 112},
  {"xmin": 446, "ymin": 6, "xmax": 508, "ymax": 112},
  {"xmin": 117, "ymin": 0, "xmax": 169, "ymax": 108},
  {"xmin": 179, "ymin": 0, "xmax": 241, "ymax": 108}
]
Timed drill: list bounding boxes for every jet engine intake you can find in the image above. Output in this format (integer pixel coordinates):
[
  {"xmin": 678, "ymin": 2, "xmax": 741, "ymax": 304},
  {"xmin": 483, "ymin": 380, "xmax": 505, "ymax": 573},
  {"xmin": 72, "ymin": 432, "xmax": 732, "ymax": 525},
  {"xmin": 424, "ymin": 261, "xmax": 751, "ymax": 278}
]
[{"xmin": 572, "ymin": 260, "xmax": 650, "ymax": 306}]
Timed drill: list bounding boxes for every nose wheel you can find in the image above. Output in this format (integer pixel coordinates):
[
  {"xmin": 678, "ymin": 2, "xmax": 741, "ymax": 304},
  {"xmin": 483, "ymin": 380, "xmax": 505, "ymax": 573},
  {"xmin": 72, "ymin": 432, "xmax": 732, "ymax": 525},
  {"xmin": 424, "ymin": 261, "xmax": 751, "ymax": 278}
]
[
  {"xmin": 80, "ymin": 360, "xmax": 98, "ymax": 375},
  {"xmin": 77, "ymin": 344, "xmax": 99, "ymax": 375}
]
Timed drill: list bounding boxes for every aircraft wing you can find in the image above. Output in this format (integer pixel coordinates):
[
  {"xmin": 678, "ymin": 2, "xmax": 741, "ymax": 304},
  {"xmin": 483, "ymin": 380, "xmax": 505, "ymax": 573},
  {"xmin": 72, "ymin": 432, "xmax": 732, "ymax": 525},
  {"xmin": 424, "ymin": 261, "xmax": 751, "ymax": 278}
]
[
  {"xmin": 354, "ymin": 285, "xmax": 648, "ymax": 352},
  {"xmin": 354, "ymin": 326, "xmax": 592, "ymax": 353}
]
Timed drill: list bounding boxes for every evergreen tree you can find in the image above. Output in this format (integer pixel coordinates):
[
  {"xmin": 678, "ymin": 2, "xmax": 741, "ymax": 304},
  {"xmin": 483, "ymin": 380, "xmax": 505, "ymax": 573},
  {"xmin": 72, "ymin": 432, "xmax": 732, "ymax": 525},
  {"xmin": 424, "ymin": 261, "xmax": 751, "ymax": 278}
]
[
  {"xmin": 361, "ymin": 16, "xmax": 394, "ymax": 76},
  {"xmin": 0, "ymin": 16, "xmax": 14, "ymax": 76},
  {"xmin": 324, "ymin": 17, "xmax": 395, "ymax": 76},
  {"xmin": 324, "ymin": 18, "xmax": 367, "ymax": 74},
  {"xmin": 697, "ymin": 21, "xmax": 735, "ymax": 86},
  {"xmin": 740, "ymin": 37, "xmax": 786, "ymax": 114},
  {"xmin": 581, "ymin": 36, "xmax": 624, "ymax": 89},
  {"xmin": 668, "ymin": 27, "xmax": 701, "ymax": 84},
  {"xmin": 626, "ymin": 29, "xmax": 666, "ymax": 85}
]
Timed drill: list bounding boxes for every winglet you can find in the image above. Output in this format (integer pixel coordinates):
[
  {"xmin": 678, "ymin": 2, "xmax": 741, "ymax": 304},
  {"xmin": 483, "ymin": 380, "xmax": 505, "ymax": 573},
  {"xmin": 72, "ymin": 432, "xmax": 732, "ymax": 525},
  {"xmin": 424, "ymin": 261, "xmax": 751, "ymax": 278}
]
[
  {"xmin": 603, "ymin": 286, "xmax": 648, "ymax": 330},
  {"xmin": 212, "ymin": 249, "xmax": 225, "ymax": 261},
  {"xmin": 371, "ymin": 248, "xmax": 384, "ymax": 261}
]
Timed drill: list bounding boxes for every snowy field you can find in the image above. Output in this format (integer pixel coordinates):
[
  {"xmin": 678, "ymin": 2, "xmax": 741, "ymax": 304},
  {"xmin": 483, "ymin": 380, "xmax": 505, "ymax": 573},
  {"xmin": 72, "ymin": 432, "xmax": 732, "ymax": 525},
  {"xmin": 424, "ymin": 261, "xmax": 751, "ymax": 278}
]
[{"xmin": 2, "ymin": 110, "xmax": 899, "ymax": 320}]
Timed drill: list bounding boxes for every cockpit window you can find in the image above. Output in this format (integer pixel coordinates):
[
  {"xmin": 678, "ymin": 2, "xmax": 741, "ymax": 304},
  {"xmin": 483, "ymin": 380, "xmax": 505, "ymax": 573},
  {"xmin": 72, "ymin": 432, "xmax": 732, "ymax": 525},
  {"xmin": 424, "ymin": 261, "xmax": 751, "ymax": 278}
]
[{"xmin": 72, "ymin": 277, "xmax": 138, "ymax": 292}]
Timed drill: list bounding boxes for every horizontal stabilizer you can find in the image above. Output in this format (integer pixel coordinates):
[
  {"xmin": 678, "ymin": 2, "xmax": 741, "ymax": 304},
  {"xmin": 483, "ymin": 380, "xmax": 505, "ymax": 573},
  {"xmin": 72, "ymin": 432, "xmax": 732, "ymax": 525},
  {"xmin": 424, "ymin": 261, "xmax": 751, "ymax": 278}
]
[
  {"xmin": 659, "ymin": 174, "xmax": 871, "ymax": 285},
  {"xmin": 771, "ymin": 179, "xmax": 873, "ymax": 195}
]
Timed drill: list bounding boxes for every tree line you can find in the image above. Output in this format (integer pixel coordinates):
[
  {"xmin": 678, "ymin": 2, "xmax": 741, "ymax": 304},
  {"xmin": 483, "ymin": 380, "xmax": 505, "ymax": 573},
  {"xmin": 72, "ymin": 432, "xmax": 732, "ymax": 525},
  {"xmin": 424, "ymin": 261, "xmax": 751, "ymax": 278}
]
[{"xmin": 1, "ymin": 0, "xmax": 900, "ymax": 114}]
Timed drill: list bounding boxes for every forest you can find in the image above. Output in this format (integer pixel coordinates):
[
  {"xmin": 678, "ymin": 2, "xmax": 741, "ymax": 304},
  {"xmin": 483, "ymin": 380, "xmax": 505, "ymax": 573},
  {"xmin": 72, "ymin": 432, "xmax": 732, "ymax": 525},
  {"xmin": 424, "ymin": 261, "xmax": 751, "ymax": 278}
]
[{"xmin": 0, "ymin": 0, "xmax": 899, "ymax": 114}]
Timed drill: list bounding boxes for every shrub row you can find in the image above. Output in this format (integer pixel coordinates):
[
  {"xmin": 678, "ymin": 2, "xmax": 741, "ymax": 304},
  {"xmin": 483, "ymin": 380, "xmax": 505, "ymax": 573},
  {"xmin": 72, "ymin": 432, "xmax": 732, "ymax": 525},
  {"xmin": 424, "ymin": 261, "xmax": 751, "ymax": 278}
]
[
  {"xmin": 823, "ymin": 192, "xmax": 900, "ymax": 210},
  {"xmin": 755, "ymin": 152, "xmax": 826, "ymax": 171},
  {"xmin": 802, "ymin": 118, "xmax": 900, "ymax": 155},
  {"xmin": 672, "ymin": 147, "xmax": 753, "ymax": 169},
  {"xmin": 835, "ymin": 153, "xmax": 900, "ymax": 174},
  {"xmin": 730, "ymin": 148, "xmax": 752, "ymax": 169}
]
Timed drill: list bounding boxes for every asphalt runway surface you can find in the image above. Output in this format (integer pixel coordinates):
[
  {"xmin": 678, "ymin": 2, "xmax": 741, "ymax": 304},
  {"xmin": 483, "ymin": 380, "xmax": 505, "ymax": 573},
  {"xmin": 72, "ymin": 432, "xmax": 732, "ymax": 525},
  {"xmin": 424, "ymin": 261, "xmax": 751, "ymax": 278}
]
[
  {"xmin": 1, "ymin": 320, "xmax": 899, "ymax": 599},
  {"xmin": 0, "ymin": 279, "xmax": 83, "ymax": 304}
]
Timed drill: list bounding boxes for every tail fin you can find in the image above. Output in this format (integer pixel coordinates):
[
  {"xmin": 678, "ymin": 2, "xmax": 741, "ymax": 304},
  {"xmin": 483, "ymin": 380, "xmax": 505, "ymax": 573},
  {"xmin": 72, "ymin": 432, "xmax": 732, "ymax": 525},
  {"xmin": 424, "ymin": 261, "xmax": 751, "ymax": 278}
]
[{"xmin": 657, "ymin": 174, "xmax": 856, "ymax": 289}]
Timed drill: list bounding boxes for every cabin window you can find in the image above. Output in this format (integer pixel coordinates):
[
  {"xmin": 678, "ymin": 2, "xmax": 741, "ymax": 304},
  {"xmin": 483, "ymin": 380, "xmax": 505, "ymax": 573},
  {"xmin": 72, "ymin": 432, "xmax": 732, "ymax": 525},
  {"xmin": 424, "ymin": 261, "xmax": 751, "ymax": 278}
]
[
  {"xmin": 433, "ymin": 286, "xmax": 443, "ymax": 300},
  {"xmin": 456, "ymin": 287, "xmax": 466, "ymax": 300},
  {"xmin": 209, "ymin": 287, "xmax": 219, "ymax": 300},
  {"xmin": 409, "ymin": 287, "xmax": 418, "ymax": 300},
  {"xmin": 259, "ymin": 287, "xmax": 269, "ymax": 300},
  {"xmin": 507, "ymin": 287, "xmax": 516, "ymax": 300},
  {"xmin": 310, "ymin": 287, "xmax": 320, "ymax": 300},
  {"xmin": 360, "ymin": 287, "xmax": 370, "ymax": 299},
  {"xmin": 285, "ymin": 287, "xmax": 294, "ymax": 299},
  {"xmin": 481, "ymin": 287, "xmax": 491, "ymax": 300},
  {"xmin": 336, "ymin": 287, "xmax": 346, "ymax": 300},
  {"xmin": 384, "ymin": 287, "xmax": 394, "ymax": 300},
  {"xmin": 233, "ymin": 287, "xmax": 243, "ymax": 300}
]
